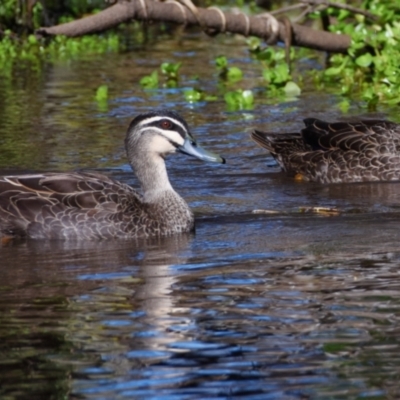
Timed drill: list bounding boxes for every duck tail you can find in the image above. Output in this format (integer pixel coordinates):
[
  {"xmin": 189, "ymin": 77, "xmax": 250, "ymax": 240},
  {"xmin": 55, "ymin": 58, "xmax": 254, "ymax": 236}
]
[{"xmin": 251, "ymin": 130, "xmax": 304, "ymax": 155}]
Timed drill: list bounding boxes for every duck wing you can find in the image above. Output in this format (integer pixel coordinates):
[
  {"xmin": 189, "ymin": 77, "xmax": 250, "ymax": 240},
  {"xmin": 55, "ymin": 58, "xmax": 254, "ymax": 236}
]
[
  {"xmin": 252, "ymin": 119, "xmax": 400, "ymax": 183},
  {"xmin": 301, "ymin": 119, "xmax": 400, "ymax": 154},
  {"xmin": 0, "ymin": 172, "xmax": 142, "ymax": 238}
]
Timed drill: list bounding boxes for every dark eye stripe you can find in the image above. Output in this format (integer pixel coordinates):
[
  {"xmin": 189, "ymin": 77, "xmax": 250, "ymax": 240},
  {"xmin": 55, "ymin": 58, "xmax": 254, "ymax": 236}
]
[{"xmin": 142, "ymin": 119, "xmax": 187, "ymax": 139}]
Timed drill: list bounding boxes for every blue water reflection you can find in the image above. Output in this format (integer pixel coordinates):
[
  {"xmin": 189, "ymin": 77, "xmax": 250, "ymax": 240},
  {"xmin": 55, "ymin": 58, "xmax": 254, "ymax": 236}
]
[{"xmin": 1, "ymin": 33, "xmax": 400, "ymax": 400}]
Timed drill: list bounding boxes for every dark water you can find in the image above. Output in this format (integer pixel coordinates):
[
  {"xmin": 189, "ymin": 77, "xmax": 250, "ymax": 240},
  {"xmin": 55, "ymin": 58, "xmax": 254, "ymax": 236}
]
[{"xmin": 1, "ymin": 33, "xmax": 400, "ymax": 399}]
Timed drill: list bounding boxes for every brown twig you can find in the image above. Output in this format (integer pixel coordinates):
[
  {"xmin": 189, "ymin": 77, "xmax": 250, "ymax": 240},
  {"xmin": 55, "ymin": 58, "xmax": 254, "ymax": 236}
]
[
  {"xmin": 300, "ymin": 0, "xmax": 380, "ymax": 21},
  {"xmin": 269, "ymin": 4, "xmax": 308, "ymax": 16},
  {"xmin": 293, "ymin": 5, "xmax": 315, "ymax": 24}
]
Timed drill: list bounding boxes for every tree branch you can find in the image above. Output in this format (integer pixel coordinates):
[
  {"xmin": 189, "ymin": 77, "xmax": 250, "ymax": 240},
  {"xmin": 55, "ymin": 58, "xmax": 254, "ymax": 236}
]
[
  {"xmin": 36, "ymin": 0, "xmax": 351, "ymax": 53},
  {"xmin": 300, "ymin": 0, "xmax": 380, "ymax": 21}
]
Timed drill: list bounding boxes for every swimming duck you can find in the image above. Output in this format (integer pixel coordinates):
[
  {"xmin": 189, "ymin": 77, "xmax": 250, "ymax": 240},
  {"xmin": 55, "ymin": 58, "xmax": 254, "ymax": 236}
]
[
  {"xmin": 0, "ymin": 109, "xmax": 225, "ymax": 239},
  {"xmin": 251, "ymin": 118, "xmax": 400, "ymax": 184}
]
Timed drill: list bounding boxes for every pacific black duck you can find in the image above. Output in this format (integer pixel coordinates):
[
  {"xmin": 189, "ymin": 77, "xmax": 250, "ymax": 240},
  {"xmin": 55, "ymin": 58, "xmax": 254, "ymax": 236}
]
[
  {"xmin": 252, "ymin": 118, "xmax": 400, "ymax": 184},
  {"xmin": 0, "ymin": 109, "xmax": 225, "ymax": 239}
]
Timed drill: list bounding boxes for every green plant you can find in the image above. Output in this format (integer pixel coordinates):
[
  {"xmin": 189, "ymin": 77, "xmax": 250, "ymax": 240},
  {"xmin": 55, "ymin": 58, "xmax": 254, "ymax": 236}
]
[
  {"xmin": 160, "ymin": 61, "xmax": 181, "ymax": 88},
  {"xmin": 47, "ymin": 34, "xmax": 120, "ymax": 59},
  {"xmin": 283, "ymin": 81, "xmax": 301, "ymax": 98},
  {"xmin": 32, "ymin": 1, "xmax": 44, "ymax": 30},
  {"xmin": 140, "ymin": 62, "xmax": 182, "ymax": 89},
  {"xmin": 183, "ymin": 88, "xmax": 217, "ymax": 103},
  {"xmin": 250, "ymin": 44, "xmax": 292, "ymax": 86},
  {"xmin": 247, "ymin": 38, "xmax": 302, "ymax": 99},
  {"xmin": 184, "ymin": 88, "xmax": 203, "ymax": 102},
  {"xmin": 0, "ymin": 30, "xmax": 122, "ymax": 78},
  {"xmin": 316, "ymin": 0, "xmax": 400, "ymax": 109},
  {"xmin": 215, "ymin": 55, "xmax": 243, "ymax": 83},
  {"xmin": 95, "ymin": 84, "xmax": 109, "ymax": 112},
  {"xmin": 95, "ymin": 85, "xmax": 108, "ymax": 101},
  {"xmin": 262, "ymin": 63, "xmax": 291, "ymax": 86},
  {"xmin": 224, "ymin": 89, "xmax": 254, "ymax": 111},
  {"xmin": 0, "ymin": 0, "xmax": 17, "ymax": 21},
  {"xmin": 139, "ymin": 71, "xmax": 159, "ymax": 89},
  {"xmin": 0, "ymin": 31, "xmax": 44, "ymax": 74}
]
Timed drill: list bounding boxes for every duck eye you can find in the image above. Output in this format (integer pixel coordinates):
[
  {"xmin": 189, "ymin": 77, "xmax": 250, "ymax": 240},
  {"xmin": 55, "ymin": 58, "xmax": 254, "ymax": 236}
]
[{"xmin": 160, "ymin": 120, "xmax": 172, "ymax": 129}]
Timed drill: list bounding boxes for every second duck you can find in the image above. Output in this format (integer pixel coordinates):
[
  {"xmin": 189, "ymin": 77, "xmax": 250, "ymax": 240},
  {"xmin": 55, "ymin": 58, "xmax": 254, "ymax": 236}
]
[{"xmin": 252, "ymin": 118, "xmax": 400, "ymax": 184}]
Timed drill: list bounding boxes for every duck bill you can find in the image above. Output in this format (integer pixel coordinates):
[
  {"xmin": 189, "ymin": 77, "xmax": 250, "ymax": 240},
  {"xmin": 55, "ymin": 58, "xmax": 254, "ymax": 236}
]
[{"xmin": 178, "ymin": 137, "xmax": 225, "ymax": 164}]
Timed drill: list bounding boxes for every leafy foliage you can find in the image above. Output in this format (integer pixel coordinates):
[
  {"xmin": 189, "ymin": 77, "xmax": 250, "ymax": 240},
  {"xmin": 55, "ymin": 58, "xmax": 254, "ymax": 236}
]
[
  {"xmin": 95, "ymin": 85, "xmax": 109, "ymax": 112},
  {"xmin": 140, "ymin": 71, "xmax": 159, "ymax": 89},
  {"xmin": 184, "ymin": 88, "xmax": 217, "ymax": 103},
  {"xmin": 0, "ymin": 0, "xmax": 106, "ymax": 32},
  {"xmin": 248, "ymin": 38, "xmax": 302, "ymax": 99},
  {"xmin": 215, "ymin": 55, "xmax": 243, "ymax": 83},
  {"xmin": 160, "ymin": 62, "xmax": 182, "ymax": 88},
  {"xmin": 1, "ymin": 0, "xmax": 399, "ymax": 111},
  {"xmin": 0, "ymin": 30, "xmax": 121, "ymax": 76},
  {"xmin": 95, "ymin": 85, "xmax": 108, "ymax": 101},
  {"xmin": 224, "ymin": 89, "xmax": 254, "ymax": 111},
  {"xmin": 140, "ymin": 62, "xmax": 182, "ymax": 89},
  {"xmin": 314, "ymin": 0, "xmax": 400, "ymax": 108}
]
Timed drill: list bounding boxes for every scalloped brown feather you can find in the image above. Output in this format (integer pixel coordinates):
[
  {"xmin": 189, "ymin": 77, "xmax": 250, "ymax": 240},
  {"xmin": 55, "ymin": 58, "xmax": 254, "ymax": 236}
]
[
  {"xmin": 0, "ymin": 172, "xmax": 192, "ymax": 239},
  {"xmin": 251, "ymin": 119, "xmax": 400, "ymax": 184}
]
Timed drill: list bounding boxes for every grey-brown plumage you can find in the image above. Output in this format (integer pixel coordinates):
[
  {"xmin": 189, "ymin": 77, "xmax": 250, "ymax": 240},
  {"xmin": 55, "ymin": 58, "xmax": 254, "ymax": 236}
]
[
  {"xmin": 0, "ymin": 110, "xmax": 225, "ymax": 239},
  {"xmin": 251, "ymin": 118, "xmax": 400, "ymax": 184}
]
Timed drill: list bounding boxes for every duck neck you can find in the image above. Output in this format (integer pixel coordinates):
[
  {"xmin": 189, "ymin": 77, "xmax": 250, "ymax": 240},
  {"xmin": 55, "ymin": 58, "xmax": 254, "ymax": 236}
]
[{"xmin": 130, "ymin": 152, "xmax": 176, "ymax": 202}]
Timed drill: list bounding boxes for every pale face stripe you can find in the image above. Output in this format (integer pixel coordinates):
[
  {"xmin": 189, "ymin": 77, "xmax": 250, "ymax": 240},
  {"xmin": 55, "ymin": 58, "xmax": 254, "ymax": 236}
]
[
  {"xmin": 4, "ymin": 174, "xmax": 45, "ymax": 184},
  {"xmin": 140, "ymin": 126, "xmax": 185, "ymax": 146},
  {"xmin": 139, "ymin": 116, "xmax": 189, "ymax": 146},
  {"xmin": 138, "ymin": 116, "xmax": 187, "ymax": 133}
]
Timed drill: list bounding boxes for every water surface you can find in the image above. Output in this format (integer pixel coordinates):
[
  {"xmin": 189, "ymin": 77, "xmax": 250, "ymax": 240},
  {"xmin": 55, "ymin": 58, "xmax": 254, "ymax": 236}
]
[{"xmin": 1, "ymin": 33, "xmax": 400, "ymax": 399}]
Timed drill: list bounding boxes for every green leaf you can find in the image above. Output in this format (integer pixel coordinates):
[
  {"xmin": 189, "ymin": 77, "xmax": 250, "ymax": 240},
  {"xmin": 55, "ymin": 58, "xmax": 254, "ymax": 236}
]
[
  {"xmin": 184, "ymin": 88, "xmax": 203, "ymax": 102},
  {"xmin": 224, "ymin": 89, "xmax": 254, "ymax": 111},
  {"xmin": 355, "ymin": 53, "xmax": 373, "ymax": 67},
  {"xmin": 337, "ymin": 9, "xmax": 351, "ymax": 21},
  {"xmin": 160, "ymin": 62, "xmax": 181, "ymax": 79},
  {"xmin": 28, "ymin": 35, "xmax": 37, "ymax": 45},
  {"xmin": 283, "ymin": 81, "xmax": 301, "ymax": 97},
  {"xmin": 255, "ymin": 48, "xmax": 274, "ymax": 62},
  {"xmin": 215, "ymin": 55, "xmax": 228, "ymax": 70},
  {"xmin": 385, "ymin": 97, "xmax": 400, "ymax": 105},
  {"xmin": 139, "ymin": 71, "xmax": 158, "ymax": 89},
  {"xmin": 95, "ymin": 85, "xmax": 108, "ymax": 101},
  {"xmin": 262, "ymin": 68, "xmax": 272, "ymax": 82},
  {"xmin": 263, "ymin": 64, "xmax": 291, "ymax": 85},
  {"xmin": 273, "ymin": 49, "xmax": 286, "ymax": 62},
  {"xmin": 241, "ymin": 89, "xmax": 254, "ymax": 106},
  {"xmin": 227, "ymin": 66, "xmax": 243, "ymax": 82},
  {"xmin": 273, "ymin": 64, "xmax": 290, "ymax": 84},
  {"xmin": 338, "ymin": 99, "xmax": 350, "ymax": 112},
  {"xmin": 324, "ymin": 66, "xmax": 343, "ymax": 76},
  {"xmin": 165, "ymin": 79, "xmax": 178, "ymax": 88},
  {"xmin": 247, "ymin": 37, "xmax": 261, "ymax": 54}
]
